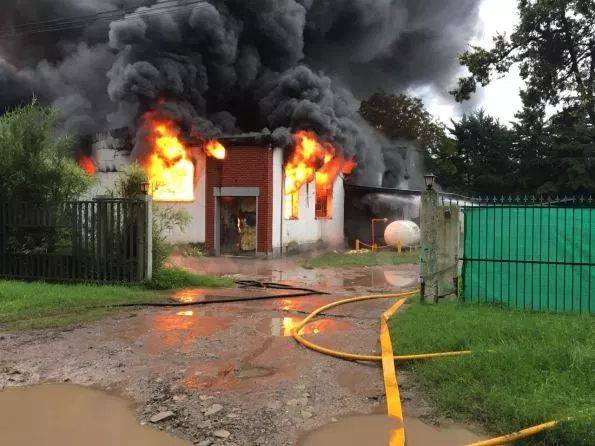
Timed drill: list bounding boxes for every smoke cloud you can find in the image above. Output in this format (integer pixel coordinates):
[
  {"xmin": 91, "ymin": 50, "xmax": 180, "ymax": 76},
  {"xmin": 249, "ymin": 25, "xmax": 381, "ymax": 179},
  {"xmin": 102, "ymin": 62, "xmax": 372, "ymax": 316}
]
[{"xmin": 0, "ymin": 0, "xmax": 481, "ymax": 186}]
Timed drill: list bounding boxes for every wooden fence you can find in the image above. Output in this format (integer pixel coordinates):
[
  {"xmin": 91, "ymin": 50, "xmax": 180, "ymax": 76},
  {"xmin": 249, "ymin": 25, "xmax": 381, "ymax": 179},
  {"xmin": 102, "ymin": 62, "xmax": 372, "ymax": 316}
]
[{"xmin": 0, "ymin": 197, "xmax": 152, "ymax": 283}]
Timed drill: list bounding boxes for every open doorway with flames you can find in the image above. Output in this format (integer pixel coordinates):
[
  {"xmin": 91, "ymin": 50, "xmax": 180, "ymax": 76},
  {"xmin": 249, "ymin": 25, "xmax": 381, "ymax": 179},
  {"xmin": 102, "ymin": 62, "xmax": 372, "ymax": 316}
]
[{"xmin": 217, "ymin": 196, "xmax": 257, "ymax": 256}]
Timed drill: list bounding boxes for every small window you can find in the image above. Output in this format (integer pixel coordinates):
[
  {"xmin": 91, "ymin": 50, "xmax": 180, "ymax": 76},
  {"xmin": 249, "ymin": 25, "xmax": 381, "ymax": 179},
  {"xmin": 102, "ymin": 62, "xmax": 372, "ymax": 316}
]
[
  {"xmin": 315, "ymin": 182, "xmax": 333, "ymax": 219},
  {"xmin": 285, "ymin": 191, "xmax": 299, "ymax": 220}
]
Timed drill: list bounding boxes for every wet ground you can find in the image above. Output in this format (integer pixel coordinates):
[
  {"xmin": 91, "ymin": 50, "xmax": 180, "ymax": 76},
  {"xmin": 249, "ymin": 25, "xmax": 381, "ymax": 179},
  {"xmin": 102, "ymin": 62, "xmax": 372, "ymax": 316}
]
[{"xmin": 0, "ymin": 256, "xmax": 484, "ymax": 445}]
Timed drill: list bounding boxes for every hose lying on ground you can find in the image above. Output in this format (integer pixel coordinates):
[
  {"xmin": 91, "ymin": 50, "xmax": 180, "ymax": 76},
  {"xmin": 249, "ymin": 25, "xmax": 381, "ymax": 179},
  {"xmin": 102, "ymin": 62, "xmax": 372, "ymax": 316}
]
[
  {"xmin": 235, "ymin": 280, "xmax": 329, "ymax": 295},
  {"xmin": 101, "ymin": 281, "xmax": 329, "ymax": 309},
  {"xmin": 291, "ymin": 289, "xmax": 565, "ymax": 446}
]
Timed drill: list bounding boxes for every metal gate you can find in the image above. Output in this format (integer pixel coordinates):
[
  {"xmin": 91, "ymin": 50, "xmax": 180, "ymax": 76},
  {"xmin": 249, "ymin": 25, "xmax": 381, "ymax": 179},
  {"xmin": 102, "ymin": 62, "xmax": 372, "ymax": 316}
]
[
  {"xmin": 461, "ymin": 196, "xmax": 594, "ymax": 313},
  {"xmin": 0, "ymin": 197, "xmax": 151, "ymax": 283}
]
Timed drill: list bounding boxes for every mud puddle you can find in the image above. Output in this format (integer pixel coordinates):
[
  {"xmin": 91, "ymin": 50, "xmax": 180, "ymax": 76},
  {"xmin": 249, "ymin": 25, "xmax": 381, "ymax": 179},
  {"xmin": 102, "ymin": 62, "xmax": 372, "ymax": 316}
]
[
  {"xmin": 0, "ymin": 384, "xmax": 191, "ymax": 446},
  {"xmin": 298, "ymin": 414, "xmax": 484, "ymax": 446}
]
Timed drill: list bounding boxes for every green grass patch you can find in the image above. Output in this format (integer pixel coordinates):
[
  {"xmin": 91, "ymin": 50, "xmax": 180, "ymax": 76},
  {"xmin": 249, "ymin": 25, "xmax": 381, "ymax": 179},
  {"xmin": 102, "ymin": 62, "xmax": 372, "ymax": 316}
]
[
  {"xmin": 303, "ymin": 250, "xmax": 419, "ymax": 268},
  {"xmin": 146, "ymin": 267, "xmax": 233, "ymax": 290},
  {"xmin": 390, "ymin": 298, "xmax": 594, "ymax": 445},
  {"xmin": 0, "ymin": 281, "xmax": 161, "ymax": 330},
  {"xmin": 0, "ymin": 268, "xmax": 232, "ymax": 330}
]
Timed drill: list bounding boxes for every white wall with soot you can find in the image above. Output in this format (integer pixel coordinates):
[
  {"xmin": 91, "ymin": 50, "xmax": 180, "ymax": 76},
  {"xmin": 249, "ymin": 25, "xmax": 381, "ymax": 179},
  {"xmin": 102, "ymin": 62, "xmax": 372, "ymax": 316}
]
[{"xmin": 273, "ymin": 150, "xmax": 345, "ymax": 252}]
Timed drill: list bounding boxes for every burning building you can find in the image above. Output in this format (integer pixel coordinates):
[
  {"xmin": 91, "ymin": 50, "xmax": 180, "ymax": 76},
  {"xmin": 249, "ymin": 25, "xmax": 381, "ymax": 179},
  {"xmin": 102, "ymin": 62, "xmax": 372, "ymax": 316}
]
[{"xmin": 88, "ymin": 124, "xmax": 353, "ymax": 256}]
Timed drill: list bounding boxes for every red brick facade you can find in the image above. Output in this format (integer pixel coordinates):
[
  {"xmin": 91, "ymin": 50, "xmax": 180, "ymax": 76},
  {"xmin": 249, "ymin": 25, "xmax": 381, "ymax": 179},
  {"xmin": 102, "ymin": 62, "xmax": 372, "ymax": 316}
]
[{"xmin": 205, "ymin": 146, "xmax": 274, "ymax": 254}]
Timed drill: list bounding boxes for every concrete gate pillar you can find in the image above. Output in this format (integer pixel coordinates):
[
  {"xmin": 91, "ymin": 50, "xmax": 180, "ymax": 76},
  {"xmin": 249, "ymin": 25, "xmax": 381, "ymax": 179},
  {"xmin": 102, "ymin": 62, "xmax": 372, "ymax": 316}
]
[{"xmin": 420, "ymin": 188, "xmax": 439, "ymax": 303}]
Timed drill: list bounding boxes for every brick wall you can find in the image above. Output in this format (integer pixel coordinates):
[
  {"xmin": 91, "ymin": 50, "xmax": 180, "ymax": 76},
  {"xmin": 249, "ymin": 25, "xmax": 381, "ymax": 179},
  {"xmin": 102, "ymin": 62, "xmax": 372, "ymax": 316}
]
[{"xmin": 205, "ymin": 146, "xmax": 273, "ymax": 254}]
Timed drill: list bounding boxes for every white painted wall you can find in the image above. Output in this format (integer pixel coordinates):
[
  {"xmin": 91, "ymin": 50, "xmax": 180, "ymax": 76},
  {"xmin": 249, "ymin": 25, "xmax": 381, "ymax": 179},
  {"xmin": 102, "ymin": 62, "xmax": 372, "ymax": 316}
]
[
  {"xmin": 279, "ymin": 173, "xmax": 345, "ymax": 249},
  {"xmin": 272, "ymin": 147, "xmax": 283, "ymax": 252}
]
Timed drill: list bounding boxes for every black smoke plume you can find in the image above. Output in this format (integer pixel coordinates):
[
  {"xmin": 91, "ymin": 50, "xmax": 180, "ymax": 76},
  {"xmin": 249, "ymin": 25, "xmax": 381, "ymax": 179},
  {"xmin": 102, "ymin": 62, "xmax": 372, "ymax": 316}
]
[{"xmin": 0, "ymin": 0, "xmax": 481, "ymax": 186}]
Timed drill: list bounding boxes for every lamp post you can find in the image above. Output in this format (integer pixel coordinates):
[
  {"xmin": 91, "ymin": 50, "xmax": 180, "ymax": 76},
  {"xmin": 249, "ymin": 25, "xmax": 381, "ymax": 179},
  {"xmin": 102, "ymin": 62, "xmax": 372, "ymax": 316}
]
[
  {"xmin": 424, "ymin": 173, "xmax": 436, "ymax": 190},
  {"xmin": 140, "ymin": 181, "xmax": 150, "ymax": 195}
]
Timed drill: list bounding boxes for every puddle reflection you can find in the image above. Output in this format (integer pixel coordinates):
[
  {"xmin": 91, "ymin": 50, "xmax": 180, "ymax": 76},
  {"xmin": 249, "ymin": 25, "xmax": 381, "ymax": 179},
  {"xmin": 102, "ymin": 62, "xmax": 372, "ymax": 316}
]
[
  {"xmin": 135, "ymin": 311, "xmax": 233, "ymax": 354},
  {"xmin": 269, "ymin": 317, "xmax": 353, "ymax": 337}
]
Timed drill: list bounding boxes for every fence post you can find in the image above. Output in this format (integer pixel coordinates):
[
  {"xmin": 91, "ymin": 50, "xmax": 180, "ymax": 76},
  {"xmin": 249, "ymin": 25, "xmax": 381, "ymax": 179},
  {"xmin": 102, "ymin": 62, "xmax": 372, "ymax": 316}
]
[
  {"xmin": 420, "ymin": 188, "xmax": 439, "ymax": 303},
  {"xmin": 138, "ymin": 195, "xmax": 153, "ymax": 281}
]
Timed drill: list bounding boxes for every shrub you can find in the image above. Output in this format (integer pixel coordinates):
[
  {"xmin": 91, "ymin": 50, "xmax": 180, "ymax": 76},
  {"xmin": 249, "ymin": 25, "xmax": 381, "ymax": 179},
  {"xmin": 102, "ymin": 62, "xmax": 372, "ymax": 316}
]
[
  {"xmin": 0, "ymin": 100, "xmax": 93, "ymax": 202},
  {"xmin": 152, "ymin": 206, "xmax": 191, "ymax": 270},
  {"xmin": 111, "ymin": 165, "xmax": 191, "ymax": 271}
]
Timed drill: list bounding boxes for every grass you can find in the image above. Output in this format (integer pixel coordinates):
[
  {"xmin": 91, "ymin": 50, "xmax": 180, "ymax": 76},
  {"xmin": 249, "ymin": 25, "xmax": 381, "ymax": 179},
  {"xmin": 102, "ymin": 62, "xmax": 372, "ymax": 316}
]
[
  {"xmin": 303, "ymin": 250, "xmax": 419, "ymax": 268},
  {"xmin": 147, "ymin": 267, "xmax": 233, "ymax": 290},
  {"xmin": 0, "ymin": 267, "xmax": 232, "ymax": 331},
  {"xmin": 390, "ymin": 297, "xmax": 594, "ymax": 445}
]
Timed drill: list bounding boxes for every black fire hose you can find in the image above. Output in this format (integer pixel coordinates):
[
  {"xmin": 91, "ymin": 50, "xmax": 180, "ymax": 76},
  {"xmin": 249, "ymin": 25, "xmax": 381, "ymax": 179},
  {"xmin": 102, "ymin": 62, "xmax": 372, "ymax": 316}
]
[
  {"xmin": 234, "ymin": 280, "xmax": 329, "ymax": 295},
  {"xmin": 101, "ymin": 281, "xmax": 329, "ymax": 309}
]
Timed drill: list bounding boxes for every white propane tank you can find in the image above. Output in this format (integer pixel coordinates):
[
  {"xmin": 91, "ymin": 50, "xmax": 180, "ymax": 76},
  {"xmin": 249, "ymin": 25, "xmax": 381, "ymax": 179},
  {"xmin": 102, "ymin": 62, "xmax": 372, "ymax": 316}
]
[{"xmin": 384, "ymin": 220, "xmax": 421, "ymax": 248}]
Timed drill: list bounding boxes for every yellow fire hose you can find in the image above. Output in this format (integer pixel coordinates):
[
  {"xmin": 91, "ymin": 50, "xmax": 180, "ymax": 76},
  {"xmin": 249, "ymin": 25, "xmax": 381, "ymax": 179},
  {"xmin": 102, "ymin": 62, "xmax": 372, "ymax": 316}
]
[{"xmin": 291, "ymin": 289, "xmax": 562, "ymax": 446}]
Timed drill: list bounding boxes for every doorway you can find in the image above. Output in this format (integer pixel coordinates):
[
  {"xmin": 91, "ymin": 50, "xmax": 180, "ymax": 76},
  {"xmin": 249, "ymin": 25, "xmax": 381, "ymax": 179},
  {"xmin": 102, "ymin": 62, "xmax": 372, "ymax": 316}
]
[{"xmin": 218, "ymin": 196, "xmax": 257, "ymax": 255}]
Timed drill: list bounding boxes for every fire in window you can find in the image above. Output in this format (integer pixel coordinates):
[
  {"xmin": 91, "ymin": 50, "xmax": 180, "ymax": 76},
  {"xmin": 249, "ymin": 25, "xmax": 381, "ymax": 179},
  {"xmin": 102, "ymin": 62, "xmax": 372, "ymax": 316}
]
[
  {"xmin": 285, "ymin": 191, "xmax": 299, "ymax": 219},
  {"xmin": 315, "ymin": 181, "xmax": 333, "ymax": 219}
]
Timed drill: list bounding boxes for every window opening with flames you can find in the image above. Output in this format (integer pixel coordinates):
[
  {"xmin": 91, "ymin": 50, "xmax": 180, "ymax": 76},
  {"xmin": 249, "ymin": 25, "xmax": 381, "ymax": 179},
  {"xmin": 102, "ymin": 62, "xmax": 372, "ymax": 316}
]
[
  {"xmin": 315, "ymin": 178, "xmax": 333, "ymax": 219},
  {"xmin": 284, "ymin": 131, "xmax": 354, "ymax": 220},
  {"xmin": 142, "ymin": 112, "xmax": 226, "ymax": 202},
  {"xmin": 285, "ymin": 191, "xmax": 299, "ymax": 220}
]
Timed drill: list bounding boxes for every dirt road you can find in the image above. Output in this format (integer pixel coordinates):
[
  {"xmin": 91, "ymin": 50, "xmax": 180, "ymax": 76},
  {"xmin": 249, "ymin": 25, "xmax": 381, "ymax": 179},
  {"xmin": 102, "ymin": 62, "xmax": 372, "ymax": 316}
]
[{"xmin": 0, "ymin": 258, "xmax": 482, "ymax": 445}]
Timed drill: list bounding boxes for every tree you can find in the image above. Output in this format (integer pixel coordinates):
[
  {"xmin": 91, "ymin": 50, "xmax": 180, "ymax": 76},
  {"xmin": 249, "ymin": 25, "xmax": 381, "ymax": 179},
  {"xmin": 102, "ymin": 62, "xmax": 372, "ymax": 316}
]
[
  {"xmin": 360, "ymin": 92, "xmax": 456, "ymax": 187},
  {"xmin": 0, "ymin": 100, "xmax": 93, "ymax": 202},
  {"xmin": 451, "ymin": 0, "xmax": 594, "ymax": 195},
  {"xmin": 452, "ymin": 0, "xmax": 595, "ymax": 130},
  {"xmin": 441, "ymin": 111, "xmax": 516, "ymax": 195},
  {"xmin": 360, "ymin": 91, "xmax": 449, "ymax": 155},
  {"xmin": 540, "ymin": 107, "xmax": 595, "ymax": 194}
]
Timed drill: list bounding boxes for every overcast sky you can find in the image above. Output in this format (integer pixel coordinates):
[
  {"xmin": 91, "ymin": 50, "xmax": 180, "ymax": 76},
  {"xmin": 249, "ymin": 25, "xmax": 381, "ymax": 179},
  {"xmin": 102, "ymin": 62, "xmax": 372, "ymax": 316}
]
[{"xmin": 416, "ymin": 0, "xmax": 523, "ymax": 126}]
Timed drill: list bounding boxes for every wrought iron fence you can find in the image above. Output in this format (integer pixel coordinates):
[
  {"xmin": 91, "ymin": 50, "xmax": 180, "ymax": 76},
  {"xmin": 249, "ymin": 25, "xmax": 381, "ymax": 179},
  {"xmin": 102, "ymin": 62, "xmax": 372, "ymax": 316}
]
[
  {"xmin": 0, "ymin": 197, "xmax": 151, "ymax": 283},
  {"xmin": 447, "ymin": 196, "xmax": 594, "ymax": 313}
]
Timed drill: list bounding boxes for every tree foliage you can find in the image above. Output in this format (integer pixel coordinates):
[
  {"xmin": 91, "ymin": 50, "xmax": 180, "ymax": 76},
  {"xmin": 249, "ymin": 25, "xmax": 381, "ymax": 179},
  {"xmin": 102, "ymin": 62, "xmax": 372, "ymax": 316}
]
[
  {"xmin": 446, "ymin": 0, "xmax": 594, "ymax": 195},
  {"xmin": 360, "ymin": 91, "xmax": 449, "ymax": 155},
  {"xmin": 452, "ymin": 0, "xmax": 595, "ymax": 128},
  {"xmin": 438, "ymin": 111, "xmax": 516, "ymax": 195},
  {"xmin": 0, "ymin": 100, "xmax": 93, "ymax": 202}
]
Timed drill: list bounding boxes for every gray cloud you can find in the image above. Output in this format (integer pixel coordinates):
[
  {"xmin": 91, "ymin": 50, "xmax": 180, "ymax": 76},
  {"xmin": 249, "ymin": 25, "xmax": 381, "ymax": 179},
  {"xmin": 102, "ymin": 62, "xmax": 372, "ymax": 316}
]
[{"xmin": 0, "ymin": 0, "xmax": 481, "ymax": 186}]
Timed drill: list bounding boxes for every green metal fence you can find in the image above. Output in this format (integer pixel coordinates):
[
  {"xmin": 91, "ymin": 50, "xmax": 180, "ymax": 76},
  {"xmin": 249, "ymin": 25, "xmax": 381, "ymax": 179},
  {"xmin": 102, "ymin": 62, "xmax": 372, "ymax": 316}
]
[
  {"xmin": 0, "ymin": 197, "xmax": 151, "ymax": 283},
  {"xmin": 461, "ymin": 197, "xmax": 594, "ymax": 313}
]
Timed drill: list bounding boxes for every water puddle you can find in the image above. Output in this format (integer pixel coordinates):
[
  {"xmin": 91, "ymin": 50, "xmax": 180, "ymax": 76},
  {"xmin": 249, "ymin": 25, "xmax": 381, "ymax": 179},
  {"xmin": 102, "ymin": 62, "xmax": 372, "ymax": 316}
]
[
  {"xmin": 298, "ymin": 414, "xmax": 484, "ymax": 446},
  {"xmin": 0, "ymin": 384, "xmax": 191, "ymax": 446},
  {"xmin": 117, "ymin": 310, "xmax": 233, "ymax": 354},
  {"xmin": 343, "ymin": 269, "xmax": 418, "ymax": 289},
  {"xmin": 298, "ymin": 415, "xmax": 401, "ymax": 445},
  {"xmin": 267, "ymin": 317, "xmax": 354, "ymax": 337}
]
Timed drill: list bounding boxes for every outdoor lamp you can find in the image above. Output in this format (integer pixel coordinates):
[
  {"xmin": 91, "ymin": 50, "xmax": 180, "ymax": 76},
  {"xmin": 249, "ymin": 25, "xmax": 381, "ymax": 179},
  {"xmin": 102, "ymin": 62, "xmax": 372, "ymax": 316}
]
[
  {"xmin": 140, "ymin": 181, "xmax": 150, "ymax": 195},
  {"xmin": 424, "ymin": 173, "xmax": 436, "ymax": 190}
]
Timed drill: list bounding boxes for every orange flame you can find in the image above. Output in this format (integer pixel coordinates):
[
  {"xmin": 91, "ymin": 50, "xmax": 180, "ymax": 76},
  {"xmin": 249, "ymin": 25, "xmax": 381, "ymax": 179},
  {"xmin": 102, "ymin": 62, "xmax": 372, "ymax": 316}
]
[
  {"xmin": 205, "ymin": 140, "xmax": 226, "ymax": 160},
  {"xmin": 78, "ymin": 154, "xmax": 96, "ymax": 176},
  {"xmin": 284, "ymin": 131, "xmax": 356, "ymax": 195},
  {"xmin": 146, "ymin": 117, "xmax": 195, "ymax": 202}
]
